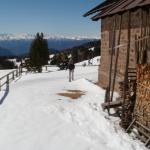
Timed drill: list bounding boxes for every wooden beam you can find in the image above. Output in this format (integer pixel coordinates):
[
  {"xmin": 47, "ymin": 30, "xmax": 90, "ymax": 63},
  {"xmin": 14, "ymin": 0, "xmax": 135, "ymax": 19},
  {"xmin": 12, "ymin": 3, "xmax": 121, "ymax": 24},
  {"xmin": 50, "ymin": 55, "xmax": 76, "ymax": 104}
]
[
  {"xmin": 110, "ymin": 14, "xmax": 122, "ymax": 103},
  {"xmin": 101, "ymin": 100, "xmax": 122, "ymax": 110},
  {"xmin": 126, "ymin": 118, "xmax": 136, "ymax": 132},
  {"xmin": 136, "ymin": 121, "xmax": 150, "ymax": 132},
  {"xmin": 105, "ymin": 15, "xmax": 117, "ymax": 104},
  {"xmin": 121, "ymin": 10, "xmax": 131, "ymax": 124},
  {"xmin": 145, "ymin": 137, "xmax": 150, "ymax": 147}
]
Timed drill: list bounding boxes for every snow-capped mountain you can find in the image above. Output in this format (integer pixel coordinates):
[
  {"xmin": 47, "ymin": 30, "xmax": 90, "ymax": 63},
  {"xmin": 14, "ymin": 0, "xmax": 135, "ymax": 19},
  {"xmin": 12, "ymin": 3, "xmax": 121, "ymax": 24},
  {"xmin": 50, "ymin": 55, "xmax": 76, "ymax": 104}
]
[
  {"xmin": 0, "ymin": 34, "xmax": 35, "ymax": 40},
  {"xmin": 0, "ymin": 33, "xmax": 98, "ymax": 41},
  {"xmin": 0, "ymin": 34, "xmax": 98, "ymax": 56}
]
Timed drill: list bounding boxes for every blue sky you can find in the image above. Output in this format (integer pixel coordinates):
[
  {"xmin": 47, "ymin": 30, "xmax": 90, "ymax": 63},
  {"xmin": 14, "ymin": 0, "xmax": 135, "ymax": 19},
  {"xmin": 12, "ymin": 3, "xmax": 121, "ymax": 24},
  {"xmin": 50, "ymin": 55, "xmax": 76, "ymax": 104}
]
[{"xmin": 0, "ymin": 0, "xmax": 102, "ymax": 37}]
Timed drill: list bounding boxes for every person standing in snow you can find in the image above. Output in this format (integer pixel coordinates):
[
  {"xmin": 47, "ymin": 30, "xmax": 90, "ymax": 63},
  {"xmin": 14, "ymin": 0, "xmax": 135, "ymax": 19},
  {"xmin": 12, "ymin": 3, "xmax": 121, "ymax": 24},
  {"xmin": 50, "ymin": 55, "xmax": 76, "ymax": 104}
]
[{"xmin": 68, "ymin": 58, "xmax": 75, "ymax": 82}]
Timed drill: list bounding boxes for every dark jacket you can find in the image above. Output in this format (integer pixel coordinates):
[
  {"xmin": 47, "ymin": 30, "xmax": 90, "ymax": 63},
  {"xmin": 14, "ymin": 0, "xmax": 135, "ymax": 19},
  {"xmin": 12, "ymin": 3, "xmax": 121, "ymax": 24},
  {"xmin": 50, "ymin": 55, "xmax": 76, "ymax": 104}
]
[
  {"xmin": 68, "ymin": 59, "xmax": 75, "ymax": 70},
  {"xmin": 68, "ymin": 63, "xmax": 75, "ymax": 70}
]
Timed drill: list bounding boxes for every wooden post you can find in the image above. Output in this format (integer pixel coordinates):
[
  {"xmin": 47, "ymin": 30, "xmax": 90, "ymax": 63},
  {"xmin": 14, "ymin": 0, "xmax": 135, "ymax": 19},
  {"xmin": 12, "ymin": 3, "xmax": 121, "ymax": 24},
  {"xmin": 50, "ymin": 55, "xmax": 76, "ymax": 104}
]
[
  {"xmin": 121, "ymin": 11, "xmax": 131, "ymax": 129},
  {"xmin": 126, "ymin": 118, "xmax": 136, "ymax": 132},
  {"xmin": 145, "ymin": 137, "xmax": 150, "ymax": 147},
  {"xmin": 16, "ymin": 70, "xmax": 18, "ymax": 77},
  {"xmin": 110, "ymin": 14, "xmax": 122, "ymax": 103},
  {"xmin": 141, "ymin": 9, "xmax": 148, "ymax": 64},
  {"xmin": 7, "ymin": 75, "xmax": 9, "ymax": 89},
  {"xmin": 148, "ymin": 8, "xmax": 150, "ymax": 50},
  {"xmin": 21, "ymin": 67, "xmax": 23, "ymax": 74},
  {"xmin": 0, "ymin": 79, "xmax": 1, "ymax": 91},
  {"xmin": 18, "ymin": 68, "xmax": 20, "ymax": 76},
  {"xmin": 19, "ymin": 67, "xmax": 21, "ymax": 76},
  {"xmin": 135, "ymin": 35, "xmax": 139, "ymax": 64},
  {"xmin": 13, "ymin": 71, "xmax": 15, "ymax": 80},
  {"xmin": 105, "ymin": 15, "xmax": 117, "ymax": 104},
  {"xmin": 140, "ymin": 8, "xmax": 144, "ymax": 64}
]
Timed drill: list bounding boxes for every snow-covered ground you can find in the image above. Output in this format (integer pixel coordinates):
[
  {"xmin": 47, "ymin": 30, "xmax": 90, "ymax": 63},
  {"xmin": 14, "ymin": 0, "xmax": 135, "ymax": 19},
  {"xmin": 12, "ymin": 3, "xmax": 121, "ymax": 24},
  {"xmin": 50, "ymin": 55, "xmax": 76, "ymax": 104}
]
[
  {"xmin": 0, "ymin": 60, "xmax": 147, "ymax": 150},
  {"xmin": 76, "ymin": 56, "xmax": 100, "ymax": 66}
]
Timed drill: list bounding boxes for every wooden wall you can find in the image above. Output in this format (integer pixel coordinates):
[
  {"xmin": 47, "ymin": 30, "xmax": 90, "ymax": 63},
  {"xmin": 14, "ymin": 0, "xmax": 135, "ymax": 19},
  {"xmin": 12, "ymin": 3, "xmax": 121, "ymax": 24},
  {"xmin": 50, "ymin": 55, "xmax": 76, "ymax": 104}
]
[{"xmin": 98, "ymin": 8, "xmax": 150, "ymax": 91}]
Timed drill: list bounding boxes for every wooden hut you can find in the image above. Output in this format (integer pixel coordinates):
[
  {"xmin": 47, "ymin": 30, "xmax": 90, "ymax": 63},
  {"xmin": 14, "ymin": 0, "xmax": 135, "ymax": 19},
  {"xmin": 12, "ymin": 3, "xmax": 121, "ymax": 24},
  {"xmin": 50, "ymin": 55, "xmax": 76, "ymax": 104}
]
[
  {"xmin": 84, "ymin": 0, "xmax": 150, "ymax": 147},
  {"xmin": 84, "ymin": 0, "xmax": 150, "ymax": 91}
]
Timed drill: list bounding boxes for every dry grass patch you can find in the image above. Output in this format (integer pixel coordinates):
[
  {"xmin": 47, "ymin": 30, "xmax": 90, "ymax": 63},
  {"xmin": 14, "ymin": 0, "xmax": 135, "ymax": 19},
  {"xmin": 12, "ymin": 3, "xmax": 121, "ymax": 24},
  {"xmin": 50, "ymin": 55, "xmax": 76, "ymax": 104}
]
[{"xmin": 58, "ymin": 90, "xmax": 85, "ymax": 99}]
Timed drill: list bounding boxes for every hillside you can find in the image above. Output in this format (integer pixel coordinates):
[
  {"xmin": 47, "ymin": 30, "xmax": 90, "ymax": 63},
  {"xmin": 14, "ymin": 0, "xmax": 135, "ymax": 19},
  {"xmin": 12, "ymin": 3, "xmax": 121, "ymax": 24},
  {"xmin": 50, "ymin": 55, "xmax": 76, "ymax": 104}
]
[
  {"xmin": 69, "ymin": 40, "xmax": 101, "ymax": 63},
  {"xmin": 51, "ymin": 40, "xmax": 101, "ymax": 65},
  {"xmin": 0, "ymin": 46, "xmax": 14, "ymax": 56}
]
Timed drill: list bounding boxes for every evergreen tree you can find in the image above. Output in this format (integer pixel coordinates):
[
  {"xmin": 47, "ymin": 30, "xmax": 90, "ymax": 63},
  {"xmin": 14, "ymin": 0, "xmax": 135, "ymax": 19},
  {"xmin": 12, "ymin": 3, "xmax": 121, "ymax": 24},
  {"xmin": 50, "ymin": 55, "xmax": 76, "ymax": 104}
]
[
  {"xmin": 29, "ymin": 33, "xmax": 49, "ymax": 72},
  {"xmin": 71, "ymin": 49, "xmax": 78, "ymax": 63}
]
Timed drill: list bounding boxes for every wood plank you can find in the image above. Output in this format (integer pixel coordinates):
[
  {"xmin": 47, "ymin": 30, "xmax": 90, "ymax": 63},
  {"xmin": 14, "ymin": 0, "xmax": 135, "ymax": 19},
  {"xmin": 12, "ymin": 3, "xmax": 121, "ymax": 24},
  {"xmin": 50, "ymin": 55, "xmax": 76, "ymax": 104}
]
[
  {"xmin": 101, "ymin": 100, "xmax": 122, "ymax": 110},
  {"xmin": 126, "ymin": 118, "xmax": 150, "ymax": 147},
  {"xmin": 126, "ymin": 118, "xmax": 136, "ymax": 132},
  {"xmin": 135, "ymin": 121, "xmax": 150, "ymax": 132},
  {"xmin": 110, "ymin": 14, "xmax": 122, "ymax": 103},
  {"xmin": 133, "ymin": 125, "xmax": 150, "ymax": 138},
  {"xmin": 145, "ymin": 137, "xmax": 150, "ymax": 147},
  {"xmin": 106, "ymin": 14, "xmax": 117, "ymax": 104},
  {"xmin": 132, "ymin": 130, "xmax": 147, "ymax": 143},
  {"xmin": 128, "ymin": 68, "xmax": 137, "ymax": 70},
  {"xmin": 128, "ymin": 72, "xmax": 136, "ymax": 73}
]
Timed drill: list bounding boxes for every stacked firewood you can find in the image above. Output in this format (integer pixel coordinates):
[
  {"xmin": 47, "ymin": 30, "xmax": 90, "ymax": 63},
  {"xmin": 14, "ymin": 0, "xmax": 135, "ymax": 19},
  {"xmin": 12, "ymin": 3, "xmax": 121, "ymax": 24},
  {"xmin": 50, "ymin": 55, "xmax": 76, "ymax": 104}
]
[
  {"xmin": 120, "ymin": 79, "xmax": 137, "ymax": 129},
  {"xmin": 134, "ymin": 64, "xmax": 150, "ymax": 129},
  {"xmin": 137, "ymin": 65, "xmax": 150, "ymax": 80}
]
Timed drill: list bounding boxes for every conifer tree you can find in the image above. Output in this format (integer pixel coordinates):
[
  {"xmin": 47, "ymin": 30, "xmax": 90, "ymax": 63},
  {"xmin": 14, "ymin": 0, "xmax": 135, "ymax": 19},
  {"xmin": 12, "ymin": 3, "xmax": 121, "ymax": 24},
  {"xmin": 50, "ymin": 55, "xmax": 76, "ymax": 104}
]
[{"xmin": 29, "ymin": 32, "xmax": 49, "ymax": 72}]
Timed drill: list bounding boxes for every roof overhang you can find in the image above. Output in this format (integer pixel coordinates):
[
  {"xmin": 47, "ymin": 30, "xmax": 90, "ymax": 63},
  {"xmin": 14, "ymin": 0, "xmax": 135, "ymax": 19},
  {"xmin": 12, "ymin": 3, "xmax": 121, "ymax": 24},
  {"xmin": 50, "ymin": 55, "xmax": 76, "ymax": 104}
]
[{"xmin": 84, "ymin": 0, "xmax": 150, "ymax": 21}]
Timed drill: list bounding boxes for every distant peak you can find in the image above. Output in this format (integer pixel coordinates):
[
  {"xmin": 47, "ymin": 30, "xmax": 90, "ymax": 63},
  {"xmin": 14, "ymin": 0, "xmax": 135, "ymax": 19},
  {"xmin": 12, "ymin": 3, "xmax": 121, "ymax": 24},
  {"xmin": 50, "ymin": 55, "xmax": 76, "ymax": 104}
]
[{"xmin": 0, "ymin": 33, "xmax": 99, "ymax": 40}]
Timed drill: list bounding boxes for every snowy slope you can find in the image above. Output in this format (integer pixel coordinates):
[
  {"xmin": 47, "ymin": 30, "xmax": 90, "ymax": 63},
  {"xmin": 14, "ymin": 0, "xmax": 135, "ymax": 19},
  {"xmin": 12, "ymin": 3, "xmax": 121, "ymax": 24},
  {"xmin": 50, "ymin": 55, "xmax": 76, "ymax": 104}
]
[
  {"xmin": 76, "ymin": 56, "xmax": 100, "ymax": 66},
  {"xmin": 0, "ymin": 65, "xmax": 147, "ymax": 150}
]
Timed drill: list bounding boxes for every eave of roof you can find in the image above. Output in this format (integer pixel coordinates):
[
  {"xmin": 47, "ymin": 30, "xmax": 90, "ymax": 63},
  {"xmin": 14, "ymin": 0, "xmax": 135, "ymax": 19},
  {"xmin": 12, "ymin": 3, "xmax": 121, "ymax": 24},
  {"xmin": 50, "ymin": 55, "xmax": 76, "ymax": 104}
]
[
  {"xmin": 83, "ymin": 0, "xmax": 115, "ymax": 17},
  {"xmin": 104, "ymin": 0, "xmax": 135, "ymax": 17},
  {"xmin": 84, "ymin": 0, "xmax": 150, "ymax": 21}
]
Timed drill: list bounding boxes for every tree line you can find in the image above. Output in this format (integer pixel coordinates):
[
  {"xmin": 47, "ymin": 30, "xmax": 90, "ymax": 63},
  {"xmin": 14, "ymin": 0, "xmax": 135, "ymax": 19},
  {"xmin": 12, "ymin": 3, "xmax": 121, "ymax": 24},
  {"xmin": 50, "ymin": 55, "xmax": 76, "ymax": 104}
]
[
  {"xmin": 50, "ymin": 40, "xmax": 101, "ymax": 67},
  {"xmin": 0, "ymin": 57, "xmax": 17, "ymax": 69}
]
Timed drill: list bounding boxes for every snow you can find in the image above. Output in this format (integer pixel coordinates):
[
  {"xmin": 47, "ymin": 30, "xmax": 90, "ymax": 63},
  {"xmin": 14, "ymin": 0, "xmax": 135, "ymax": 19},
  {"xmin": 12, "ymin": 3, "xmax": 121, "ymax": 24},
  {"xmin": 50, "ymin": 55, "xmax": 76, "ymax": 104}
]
[
  {"xmin": 0, "ymin": 33, "xmax": 99, "ymax": 41},
  {"xmin": 0, "ymin": 58, "xmax": 147, "ymax": 150},
  {"xmin": 89, "ymin": 47, "xmax": 95, "ymax": 51},
  {"xmin": 76, "ymin": 56, "xmax": 100, "ymax": 66},
  {"xmin": 49, "ymin": 54, "xmax": 54, "ymax": 59}
]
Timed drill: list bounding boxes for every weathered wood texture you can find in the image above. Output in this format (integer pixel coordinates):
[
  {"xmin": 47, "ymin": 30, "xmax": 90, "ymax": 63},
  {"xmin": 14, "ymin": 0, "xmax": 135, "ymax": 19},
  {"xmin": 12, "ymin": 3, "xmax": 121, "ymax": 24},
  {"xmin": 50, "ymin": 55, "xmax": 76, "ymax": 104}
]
[
  {"xmin": 134, "ymin": 64, "xmax": 150, "ymax": 129},
  {"xmin": 98, "ymin": 8, "xmax": 150, "ymax": 91}
]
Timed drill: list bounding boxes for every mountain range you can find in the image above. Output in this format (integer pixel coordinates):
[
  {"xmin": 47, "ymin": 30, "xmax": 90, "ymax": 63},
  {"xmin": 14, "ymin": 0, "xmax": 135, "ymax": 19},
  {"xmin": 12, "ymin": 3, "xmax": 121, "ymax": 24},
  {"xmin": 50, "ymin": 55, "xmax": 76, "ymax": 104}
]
[{"xmin": 0, "ymin": 34, "xmax": 98, "ymax": 56}]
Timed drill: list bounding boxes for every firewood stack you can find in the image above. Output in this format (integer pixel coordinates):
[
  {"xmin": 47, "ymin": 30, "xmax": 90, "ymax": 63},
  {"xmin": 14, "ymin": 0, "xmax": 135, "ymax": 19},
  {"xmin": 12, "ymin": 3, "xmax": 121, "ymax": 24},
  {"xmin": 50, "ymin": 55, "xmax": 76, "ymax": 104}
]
[
  {"xmin": 120, "ymin": 78, "xmax": 137, "ymax": 129},
  {"xmin": 134, "ymin": 64, "xmax": 150, "ymax": 130}
]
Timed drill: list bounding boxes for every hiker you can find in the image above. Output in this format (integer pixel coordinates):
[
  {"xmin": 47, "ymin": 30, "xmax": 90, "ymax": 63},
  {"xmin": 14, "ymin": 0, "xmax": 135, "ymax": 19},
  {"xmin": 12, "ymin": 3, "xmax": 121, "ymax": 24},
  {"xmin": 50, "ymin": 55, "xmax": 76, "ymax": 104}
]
[{"xmin": 68, "ymin": 59, "xmax": 75, "ymax": 82}]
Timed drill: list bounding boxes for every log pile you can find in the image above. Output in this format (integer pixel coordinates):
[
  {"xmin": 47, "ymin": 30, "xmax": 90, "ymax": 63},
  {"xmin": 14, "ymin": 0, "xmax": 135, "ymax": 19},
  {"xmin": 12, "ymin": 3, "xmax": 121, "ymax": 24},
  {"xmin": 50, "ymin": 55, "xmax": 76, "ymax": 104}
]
[
  {"xmin": 134, "ymin": 64, "xmax": 150, "ymax": 129},
  {"xmin": 120, "ymin": 78, "xmax": 137, "ymax": 129}
]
